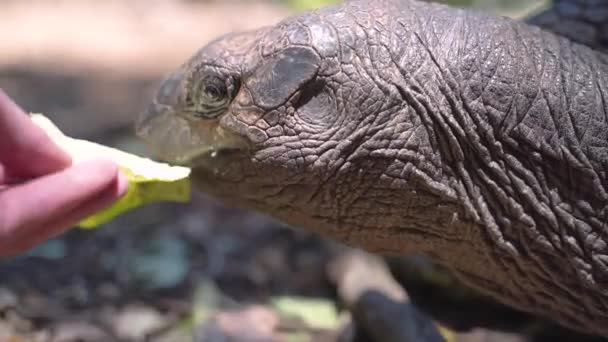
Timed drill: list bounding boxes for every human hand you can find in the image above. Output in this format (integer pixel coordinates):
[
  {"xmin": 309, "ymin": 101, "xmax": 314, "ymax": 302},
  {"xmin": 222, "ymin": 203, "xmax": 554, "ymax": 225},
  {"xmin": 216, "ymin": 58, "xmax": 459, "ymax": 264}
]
[{"xmin": 0, "ymin": 90, "xmax": 128, "ymax": 256}]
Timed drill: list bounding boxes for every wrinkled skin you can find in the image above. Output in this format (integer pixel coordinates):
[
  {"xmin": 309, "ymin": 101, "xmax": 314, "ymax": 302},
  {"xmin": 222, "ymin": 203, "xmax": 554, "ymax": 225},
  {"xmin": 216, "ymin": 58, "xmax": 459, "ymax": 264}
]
[{"xmin": 137, "ymin": 0, "xmax": 608, "ymax": 336}]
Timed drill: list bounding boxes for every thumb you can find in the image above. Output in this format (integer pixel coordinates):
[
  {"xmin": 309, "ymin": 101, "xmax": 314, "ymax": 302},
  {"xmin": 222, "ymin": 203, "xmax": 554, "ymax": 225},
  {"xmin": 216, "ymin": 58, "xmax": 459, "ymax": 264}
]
[{"xmin": 0, "ymin": 89, "xmax": 72, "ymax": 179}]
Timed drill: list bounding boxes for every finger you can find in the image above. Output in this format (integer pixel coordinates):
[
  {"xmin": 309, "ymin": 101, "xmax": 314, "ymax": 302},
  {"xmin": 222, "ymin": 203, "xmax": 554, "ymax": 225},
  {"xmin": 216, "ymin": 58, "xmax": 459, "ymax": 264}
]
[
  {"xmin": 0, "ymin": 89, "xmax": 72, "ymax": 178},
  {"xmin": 0, "ymin": 159, "xmax": 127, "ymax": 255},
  {"xmin": 0, "ymin": 164, "xmax": 5, "ymax": 185},
  {"xmin": 50, "ymin": 169, "xmax": 129, "ymax": 229},
  {"xmin": 1, "ymin": 171, "xmax": 128, "ymax": 256}
]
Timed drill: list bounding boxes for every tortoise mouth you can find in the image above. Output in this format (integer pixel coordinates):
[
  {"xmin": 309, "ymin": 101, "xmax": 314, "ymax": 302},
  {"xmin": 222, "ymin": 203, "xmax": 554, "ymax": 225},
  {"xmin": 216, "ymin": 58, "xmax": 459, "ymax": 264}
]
[{"xmin": 135, "ymin": 101, "xmax": 249, "ymax": 167}]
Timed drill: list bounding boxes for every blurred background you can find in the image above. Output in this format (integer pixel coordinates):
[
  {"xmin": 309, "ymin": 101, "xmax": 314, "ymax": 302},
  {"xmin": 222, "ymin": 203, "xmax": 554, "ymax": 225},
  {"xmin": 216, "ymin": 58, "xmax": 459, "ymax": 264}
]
[{"xmin": 0, "ymin": 1, "xmax": 562, "ymax": 341}]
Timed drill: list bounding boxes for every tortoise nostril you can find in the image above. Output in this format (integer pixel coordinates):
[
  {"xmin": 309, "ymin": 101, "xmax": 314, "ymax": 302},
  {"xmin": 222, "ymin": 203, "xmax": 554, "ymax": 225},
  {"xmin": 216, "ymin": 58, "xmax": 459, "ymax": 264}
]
[
  {"xmin": 137, "ymin": 69, "xmax": 185, "ymax": 139},
  {"xmin": 156, "ymin": 72, "xmax": 185, "ymax": 105}
]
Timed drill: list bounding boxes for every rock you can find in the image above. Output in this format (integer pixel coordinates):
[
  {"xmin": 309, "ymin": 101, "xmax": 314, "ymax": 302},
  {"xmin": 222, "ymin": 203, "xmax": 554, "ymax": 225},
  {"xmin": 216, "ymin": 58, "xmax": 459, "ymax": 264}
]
[
  {"xmin": 96, "ymin": 283, "xmax": 120, "ymax": 300},
  {"xmin": 454, "ymin": 329, "xmax": 526, "ymax": 342},
  {"xmin": 214, "ymin": 306, "xmax": 279, "ymax": 339},
  {"xmin": 113, "ymin": 305, "xmax": 166, "ymax": 341},
  {"xmin": 23, "ymin": 240, "xmax": 66, "ymax": 260},
  {"xmin": 51, "ymin": 321, "xmax": 111, "ymax": 342},
  {"xmin": 192, "ymin": 308, "xmax": 278, "ymax": 342},
  {"xmin": 151, "ymin": 325, "xmax": 196, "ymax": 342},
  {"xmin": 0, "ymin": 287, "xmax": 18, "ymax": 310},
  {"xmin": 20, "ymin": 293, "xmax": 66, "ymax": 320},
  {"xmin": 129, "ymin": 235, "xmax": 189, "ymax": 290},
  {"xmin": 0, "ymin": 321, "xmax": 16, "ymax": 341}
]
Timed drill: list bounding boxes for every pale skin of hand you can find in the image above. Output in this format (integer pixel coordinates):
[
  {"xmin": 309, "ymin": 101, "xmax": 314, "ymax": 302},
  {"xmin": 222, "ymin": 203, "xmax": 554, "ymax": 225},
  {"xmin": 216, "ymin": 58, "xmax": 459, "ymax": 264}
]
[{"xmin": 0, "ymin": 90, "xmax": 128, "ymax": 256}]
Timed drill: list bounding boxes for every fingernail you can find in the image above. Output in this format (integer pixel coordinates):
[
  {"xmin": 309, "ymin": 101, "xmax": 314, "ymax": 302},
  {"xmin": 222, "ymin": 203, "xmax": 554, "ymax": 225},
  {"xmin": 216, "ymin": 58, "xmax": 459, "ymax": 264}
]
[
  {"xmin": 116, "ymin": 170, "xmax": 130, "ymax": 197},
  {"xmin": 69, "ymin": 159, "xmax": 128, "ymax": 199},
  {"xmin": 70, "ymin": 159, "xmax": 118, "ymax": 187}
]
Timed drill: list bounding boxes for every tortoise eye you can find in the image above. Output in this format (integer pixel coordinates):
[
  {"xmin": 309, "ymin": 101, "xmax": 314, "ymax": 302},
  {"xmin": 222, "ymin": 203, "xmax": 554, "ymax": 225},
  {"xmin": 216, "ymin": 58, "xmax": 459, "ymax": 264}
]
[
  {"xmin": 187, "ymin": 74, "xmax": 233, "ymax": 119},
  {"xmin": 202, "ymin": 81, "xmax": 227, "ymax": 105}
]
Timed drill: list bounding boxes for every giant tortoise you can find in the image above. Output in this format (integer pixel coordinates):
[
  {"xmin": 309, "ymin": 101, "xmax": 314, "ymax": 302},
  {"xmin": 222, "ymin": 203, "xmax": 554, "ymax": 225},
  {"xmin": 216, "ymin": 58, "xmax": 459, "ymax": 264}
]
[{"xmin": 136, "ymin": 0, "xmax": 608, "ymax": 336}]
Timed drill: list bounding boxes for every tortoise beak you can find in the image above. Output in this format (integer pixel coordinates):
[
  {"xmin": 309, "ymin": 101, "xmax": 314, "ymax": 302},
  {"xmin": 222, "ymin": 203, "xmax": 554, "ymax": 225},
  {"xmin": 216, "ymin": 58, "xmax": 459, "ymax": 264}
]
[
  {"xmin": 135, "ymin": 102, "xmax": 200, "ymax": 165},
  {"xmin": 137, "ymin": 68, "xmax": 184, "ymax": 132},
  {"xmin": 134, "ymin": 102, "xmax": 169, "ymax": 141},
  {"xmin": 136, "ymin": 100, "xmax": 249, "ymax": 167},
  {"xmin": 135, "ymin": 70, "xmax": 196, "ymax": 164}
]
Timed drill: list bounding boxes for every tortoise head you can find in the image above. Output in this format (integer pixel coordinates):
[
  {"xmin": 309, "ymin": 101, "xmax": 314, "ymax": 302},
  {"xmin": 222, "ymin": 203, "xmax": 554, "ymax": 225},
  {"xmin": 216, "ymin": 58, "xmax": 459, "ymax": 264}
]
[
  {"xmin": 135, "ymin": 15, "xmax": 353, "ymax": 221},
  {"xmin": 136, "ymin": 1, "xmax": 460, "ymax": 254}
]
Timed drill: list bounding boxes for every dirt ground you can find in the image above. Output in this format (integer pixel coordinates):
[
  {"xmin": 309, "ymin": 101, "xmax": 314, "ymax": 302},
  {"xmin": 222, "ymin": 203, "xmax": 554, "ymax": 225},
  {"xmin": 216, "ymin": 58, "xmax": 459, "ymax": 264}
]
[{"xmin": 0, "ymin": 1, "xmax": 589, "ymax": 342}]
